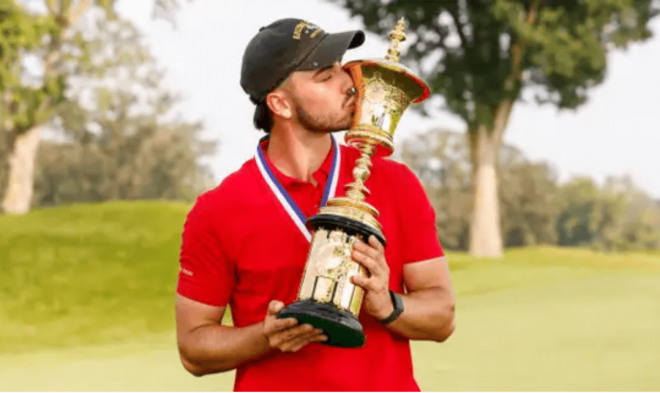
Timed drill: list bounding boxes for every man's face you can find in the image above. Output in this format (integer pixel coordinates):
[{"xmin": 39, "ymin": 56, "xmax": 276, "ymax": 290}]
[{"xmin": 282, "ymin": 62, "xmax": 356, "ymax": 133}]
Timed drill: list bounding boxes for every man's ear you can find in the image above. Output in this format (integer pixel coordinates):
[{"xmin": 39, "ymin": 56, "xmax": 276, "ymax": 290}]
[{"xmin": 266, "ymin": 90, "xmax": 292, "ymax": 119}]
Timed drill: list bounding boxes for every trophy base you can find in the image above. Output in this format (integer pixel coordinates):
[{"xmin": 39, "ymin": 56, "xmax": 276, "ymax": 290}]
[{"xmin": 277, "ymin": 299, "xmax": 366, "ymax": 348}]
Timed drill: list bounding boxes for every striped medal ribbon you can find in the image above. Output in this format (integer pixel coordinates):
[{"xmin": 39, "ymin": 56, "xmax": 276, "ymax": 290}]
[{"xmin": 255, "ymin": 135, "xmax": 341, "ymax": 242}]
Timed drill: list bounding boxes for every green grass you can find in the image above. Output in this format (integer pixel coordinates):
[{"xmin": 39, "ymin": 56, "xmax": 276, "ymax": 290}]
[
  {"xmin": 1, "ymin": 201, "xmax": 660, "ymax": 391},
  {"xmin": 0, "ymin": 201, "xmax": 191, "ymax": 353},
  {"xmin": 412, "ymin": 274, "xmax": 660, "ymax": 391}
]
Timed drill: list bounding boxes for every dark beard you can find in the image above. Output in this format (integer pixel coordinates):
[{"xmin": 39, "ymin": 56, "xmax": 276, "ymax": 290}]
[{"xmin": 296, "ymin": 103, "xmax": 352, "ymax": 133}]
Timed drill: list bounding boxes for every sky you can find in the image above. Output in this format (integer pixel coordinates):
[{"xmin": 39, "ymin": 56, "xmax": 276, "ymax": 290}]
[{"xmin": 115, "ymin": 0, "xmax": 660, "ymax": 198}]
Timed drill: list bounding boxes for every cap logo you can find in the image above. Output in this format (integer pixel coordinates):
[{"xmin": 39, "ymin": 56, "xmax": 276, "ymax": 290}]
[{"xmin": 292, "ymin": 20, "xmax": 323, "ymax": 40}]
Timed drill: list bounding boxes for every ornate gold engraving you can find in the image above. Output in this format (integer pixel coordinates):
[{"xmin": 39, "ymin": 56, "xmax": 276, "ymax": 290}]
[{"xmin": 298, "ymin": 228, "xmax": 365, "ymax": 314}]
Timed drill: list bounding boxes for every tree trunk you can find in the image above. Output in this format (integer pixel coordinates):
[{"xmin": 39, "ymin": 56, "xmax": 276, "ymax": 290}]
[
  {"xmin": 1, "ymin": 127, "xmax": 42, "ymax": 214},
  {"xmin": 0, "ymin": 1, "xmax": 93, "ymax": 215},
  {"xmin": 469, "ymin": 125, "xmax": 504, "ymax": 257}
]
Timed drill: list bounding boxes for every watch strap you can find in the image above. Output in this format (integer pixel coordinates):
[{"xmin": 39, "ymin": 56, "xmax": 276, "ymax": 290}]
[{"xmin": 379, "ymin": 290, "xmax": 403, "ymax": 325}]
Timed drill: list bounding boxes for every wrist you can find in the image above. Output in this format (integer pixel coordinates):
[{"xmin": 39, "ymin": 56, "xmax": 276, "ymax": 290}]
[
  {"xmin": 259, "ymin": 322, "xmax": 273, "ymax": 350},
  {"xmin": 375, "ymin": 298, "xmax": 395, "ymax": 320},
  {"xmin": 373, "ymin": 289, "xmax": 395, "ymax": 320},
  {"xmin": 258, "ymin": 322, "xmax": 279, "ymax": 358}
]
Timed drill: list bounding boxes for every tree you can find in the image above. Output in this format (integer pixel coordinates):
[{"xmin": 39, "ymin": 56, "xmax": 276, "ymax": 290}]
[
  {"xmin": 403, "ymin": 128, "xmax": 660, "ymax": 252},
  {"xmin": 34, "ymin": 91, "xmax": 215, "ymax": 206},
  {"xmin": 555, "ymin": 175, "xmax": 660, "ymax": 251},
  {"xmin": 401, "ymin": 129, "xmax": 472, "ymax": 250},
  {"xmin": 592, "ymin": 175, "xmax": 660, "ymax": 251},
  {"xmin": 498, "ymin": 145, "xmax": 558, "ymax": 247},
  {"xmin": 30, "ymin": 4, "xmax": 214, "ymax": 206},
  {"xmin": 1, "ymin": 0, "xmax": 104, "ymax": 214},
  {"xmin": 401, "ymin": 128, "xmax": 559, "ymax": 250},
  {"xmin": 555, "ymin": 177, "xmax": 601, "ymax": 247},
  {"xmin": 0, "ymin": 0, "xmax": 192, "ymax": 215},
  {"xmin": 331, "ymin": 0, "xmax": 660, "ymax": 257}
]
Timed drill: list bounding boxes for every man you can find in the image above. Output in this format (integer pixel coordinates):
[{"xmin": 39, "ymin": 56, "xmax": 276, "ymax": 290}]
[{"xmin": 176, "ymin": 18, "xmax": 455, "ymax": 392}]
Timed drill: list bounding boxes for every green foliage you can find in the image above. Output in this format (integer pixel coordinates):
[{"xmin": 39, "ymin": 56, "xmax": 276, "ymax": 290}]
[
  {"xmin": 400, "ymin": 130, "xmax": 469, "ymax": 249},
  {"xmin": 0, "ymin": 1, "xmax": 41, "ymax": 131},
  {"xmin": 401, "ymin": 128, "xmax": 660, "ymax": 252},
  {"xmin": 557, "ymin": 175, "xmax": 660, "ymax": 251},
  {"xmin": 32, "ymin": 92, "xmax": 216, "ymax": 205},
  {"xmin": 0, "ymin": 0, "xmax": 82, "ymax": 134},
  {"xmin": 401, "ymin": 129, "xmax": 560, "ymax": 249},
  {"xmin": 0, "ymin": 1, "xmax": 212, "ymax": 209},
  {"xmin": 30, "ymin": 10, "xmax": 217, "ymax": 205},
  {"xmin": 333, "ymin": 0, "xmax": 659, "ymax": 256},
  {"xmin": 556, "ymin": 177, "xmax": 601, "ymax": 245},
  {"xmin": 499, "ymin": 149, "xmax": 559, "ymax": 246},
  {"xmin": 0, "ymin": 1, "xmax": 42, "ymax": 76},
  {"xmin": 330, "ymin": 0, "xmax": 659, "ymax": 128},
  {"xmin": 25, "ymin": 12, "xmax": 217, "ymax": 206}
]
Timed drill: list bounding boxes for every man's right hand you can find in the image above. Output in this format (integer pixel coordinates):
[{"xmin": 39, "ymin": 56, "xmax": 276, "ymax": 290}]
[{"xmin": 263, "ymin": 300, "xmax": 327, "ymax": 352}]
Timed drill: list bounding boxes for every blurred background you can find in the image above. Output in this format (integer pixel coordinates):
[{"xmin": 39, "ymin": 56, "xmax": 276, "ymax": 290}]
[{"xmin": 1, "ymin": 0, "xmax": 659, "ymax": 391}]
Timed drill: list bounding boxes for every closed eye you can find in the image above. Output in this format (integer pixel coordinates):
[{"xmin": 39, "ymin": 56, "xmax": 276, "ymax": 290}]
[{"xmin": 313, "ymin": 66, "xmax": 334, "ymax": 82}]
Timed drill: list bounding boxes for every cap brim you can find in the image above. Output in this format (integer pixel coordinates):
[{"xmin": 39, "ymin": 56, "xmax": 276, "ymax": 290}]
[{"xmin": 297, "ymin": 30, "xmax": 365, "ymax": 71}]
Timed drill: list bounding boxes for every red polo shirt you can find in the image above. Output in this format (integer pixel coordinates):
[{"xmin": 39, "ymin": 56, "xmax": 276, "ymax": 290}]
[{"xmin": 177, "ymin": 139, "xmax": 444, "ymax": 391}]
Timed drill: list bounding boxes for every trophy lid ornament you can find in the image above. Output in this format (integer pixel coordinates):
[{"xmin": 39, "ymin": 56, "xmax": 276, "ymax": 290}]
[{"xmin": 386, "ymin": 18, "xmax": 406, "ymax": 63}]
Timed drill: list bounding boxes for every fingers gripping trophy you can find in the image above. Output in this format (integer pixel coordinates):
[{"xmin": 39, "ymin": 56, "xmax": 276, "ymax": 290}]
[{"xmin": 277, "ymin": 18, "xmax": 431, "ymax": 348}]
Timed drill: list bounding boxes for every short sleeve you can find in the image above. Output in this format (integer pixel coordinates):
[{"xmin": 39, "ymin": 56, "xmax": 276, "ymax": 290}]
[
  {"xmin": 177, "ymin": 193, "xmax": 235, "ymax": 307},
  {"xmin": 396, "ymin": 164, "xmax": 445, "ymax": 264}
]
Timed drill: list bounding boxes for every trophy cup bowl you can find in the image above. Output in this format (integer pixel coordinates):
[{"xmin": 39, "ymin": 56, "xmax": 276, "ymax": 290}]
[{"xmin": 277, "ymin": 18, "xmax": 430, "ymax": 348}]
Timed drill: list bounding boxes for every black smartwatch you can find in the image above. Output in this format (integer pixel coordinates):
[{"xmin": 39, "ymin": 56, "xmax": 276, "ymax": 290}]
[{"xmin": 379, "ymin": 290, "xmax": 404, "ymax": 325}]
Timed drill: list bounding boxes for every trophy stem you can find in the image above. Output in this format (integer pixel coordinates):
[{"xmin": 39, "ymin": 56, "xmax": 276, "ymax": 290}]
[
  {"xmin": 317, "ymin": 139, "xmax": 384, "ymax": 242},
  {"xmin": 345, "ymin": 141, "xmax": 376, "ymax": 203}
]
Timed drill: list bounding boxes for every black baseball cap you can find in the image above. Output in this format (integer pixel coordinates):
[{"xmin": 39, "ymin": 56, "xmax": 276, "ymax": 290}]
[{"xmin": 240, "ymin": 18, "xmax": 365, "ymax": 104}]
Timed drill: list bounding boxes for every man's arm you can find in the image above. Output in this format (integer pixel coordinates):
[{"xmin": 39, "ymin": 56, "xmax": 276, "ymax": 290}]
[
  {"xmin": 383, "ymin": 256, "xmax": 455, "ymax": 342},
  {"xmin": 352, "ymin": 237, "xmax": 455, "ymax": 342},
  {"xmin": 176, "ymin": 295, "xmax": 326, "ymax": 376}
]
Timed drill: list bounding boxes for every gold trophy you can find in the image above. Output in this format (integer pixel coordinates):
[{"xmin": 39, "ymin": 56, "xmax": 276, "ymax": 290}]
[{"xmin": 278, "ymin": 18, "xmax": 430, "ymax": 348}]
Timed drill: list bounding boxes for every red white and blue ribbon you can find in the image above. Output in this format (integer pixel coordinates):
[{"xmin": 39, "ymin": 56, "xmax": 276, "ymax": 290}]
[{"xmin": 255, "ymin": 135, "xmax": 341, "ymax": 242}]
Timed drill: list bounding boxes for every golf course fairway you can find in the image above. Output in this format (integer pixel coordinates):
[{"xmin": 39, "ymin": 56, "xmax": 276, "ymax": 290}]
[{"xmin": 1, "ymin": 202, "xmax": 658, "ymax": 391}]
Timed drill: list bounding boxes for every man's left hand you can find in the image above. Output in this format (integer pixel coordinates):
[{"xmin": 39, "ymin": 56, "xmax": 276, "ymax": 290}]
[{"xmin": 350, "ymin": 235, "xmax": 394, "ymax": 320}]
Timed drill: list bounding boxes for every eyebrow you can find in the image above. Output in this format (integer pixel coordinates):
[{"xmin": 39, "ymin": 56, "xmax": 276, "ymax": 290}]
[{"xmin": 313, "ymin": 65, "xmax": 334, "ymax": 77}]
